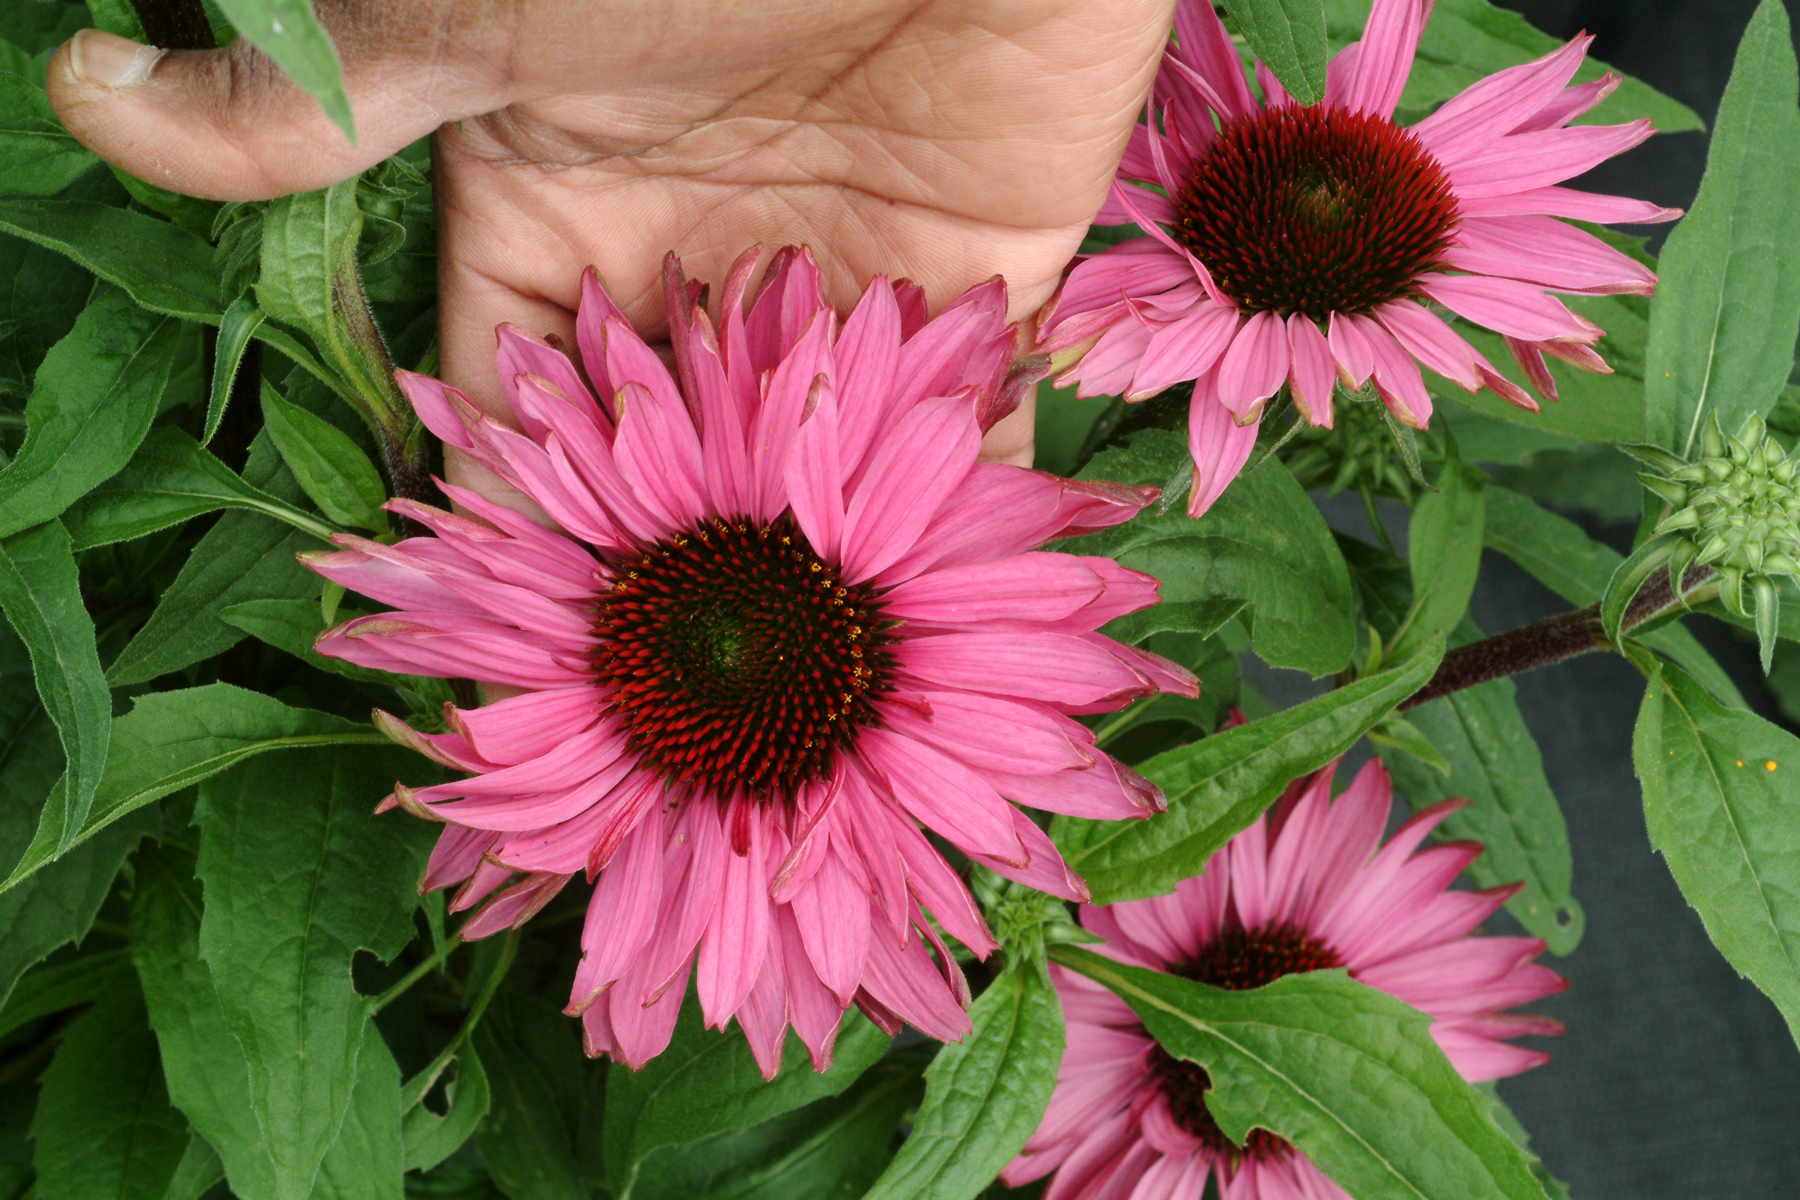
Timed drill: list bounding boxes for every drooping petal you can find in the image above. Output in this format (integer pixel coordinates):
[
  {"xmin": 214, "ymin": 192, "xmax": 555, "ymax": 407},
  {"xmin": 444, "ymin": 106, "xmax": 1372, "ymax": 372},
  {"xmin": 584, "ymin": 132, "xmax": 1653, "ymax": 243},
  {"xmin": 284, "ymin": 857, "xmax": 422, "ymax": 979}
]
[
  {"xmin": 1286, "ymin": 313, "xmax": 1336, "ymax": 428},
  {"xmin": 1214, "ymin": 310, "xmax": 1289, "ymax": 420},
  {"xmin": 1187, "ymin": 375, "xmax": 1261, "ymax": 517},
  {"xmin": 1446, "ymin": 214, "xmax": 1659, "ymax": 295},
  {"xmin": 1418, "ymin": 273, "xmax": 1599, "ymax": 344}
]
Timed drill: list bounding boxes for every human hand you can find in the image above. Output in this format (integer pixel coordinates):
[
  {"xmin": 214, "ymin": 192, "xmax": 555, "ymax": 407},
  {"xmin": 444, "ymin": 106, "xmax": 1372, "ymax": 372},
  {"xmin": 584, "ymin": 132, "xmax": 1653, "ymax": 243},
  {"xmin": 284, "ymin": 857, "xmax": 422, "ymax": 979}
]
[{"xmin": 46, "ymin": 0, "xmax": 1174, "ymax": 476}]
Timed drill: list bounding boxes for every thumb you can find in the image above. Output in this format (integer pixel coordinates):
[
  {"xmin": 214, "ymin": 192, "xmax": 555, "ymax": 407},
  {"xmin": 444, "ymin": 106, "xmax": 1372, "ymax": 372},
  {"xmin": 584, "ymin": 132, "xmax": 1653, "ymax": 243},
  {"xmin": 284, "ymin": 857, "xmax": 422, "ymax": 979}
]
[{"xmin": 46, "ymin": 21, "xmax": 510, "ymax": 201}]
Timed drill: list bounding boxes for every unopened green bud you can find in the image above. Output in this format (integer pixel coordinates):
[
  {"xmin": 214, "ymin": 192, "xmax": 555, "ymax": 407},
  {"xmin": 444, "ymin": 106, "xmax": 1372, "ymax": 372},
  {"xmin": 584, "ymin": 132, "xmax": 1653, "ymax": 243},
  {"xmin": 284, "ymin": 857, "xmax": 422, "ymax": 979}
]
[{"xmin": 1641, "ymin": 413, "xmax": 1800, "ymax": 657}]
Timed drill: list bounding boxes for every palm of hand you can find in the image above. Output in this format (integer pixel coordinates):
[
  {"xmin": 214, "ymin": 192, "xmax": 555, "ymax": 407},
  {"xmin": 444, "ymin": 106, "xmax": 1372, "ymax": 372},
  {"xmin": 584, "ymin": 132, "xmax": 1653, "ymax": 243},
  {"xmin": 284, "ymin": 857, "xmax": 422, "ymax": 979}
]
[
  {"xmin": 430, "ymin": 0, "xmax": 1172, "ymax": 464},
  {"xmin": 51, "ymin": 0, "xmax": 1173, "ymax": 465}
]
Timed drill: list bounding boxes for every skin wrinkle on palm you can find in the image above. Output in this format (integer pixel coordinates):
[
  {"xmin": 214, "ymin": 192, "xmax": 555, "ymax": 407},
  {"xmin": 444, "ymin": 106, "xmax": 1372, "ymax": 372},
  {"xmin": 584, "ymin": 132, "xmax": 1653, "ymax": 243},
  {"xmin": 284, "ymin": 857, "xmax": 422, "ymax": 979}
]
[{"xmin": 47, "ymin": 1, "xmax": 1179, "ymax": 477}]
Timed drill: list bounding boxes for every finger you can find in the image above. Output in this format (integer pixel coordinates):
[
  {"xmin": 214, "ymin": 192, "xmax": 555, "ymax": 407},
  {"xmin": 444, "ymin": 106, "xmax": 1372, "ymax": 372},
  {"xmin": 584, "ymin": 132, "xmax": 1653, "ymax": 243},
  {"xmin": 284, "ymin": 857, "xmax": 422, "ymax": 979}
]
[
  {"xmin": 45, "ymin": 18, "xmax": 510, "ymax": 201},
  {"xmin": 980, "ymin": 388, "xmax": 1038, "ymax": 468}
]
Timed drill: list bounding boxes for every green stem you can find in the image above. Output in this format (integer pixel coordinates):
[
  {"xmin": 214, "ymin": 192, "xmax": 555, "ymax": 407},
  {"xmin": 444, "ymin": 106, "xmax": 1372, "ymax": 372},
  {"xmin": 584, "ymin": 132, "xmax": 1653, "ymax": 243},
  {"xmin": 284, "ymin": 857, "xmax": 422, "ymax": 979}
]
[
  {"xmin": 400, "ymin": 929, "xmax": 517, "ymax": 1104},
  {"xmin": 1400, "ymin": 563, "xmax": 1717, "ymax": 709},
  {"xmin": 1093, "ymin": 695, "xmax": 1165, "ymax": 749},
  {"xmin": 371, "ymin": 931, "xmax": 465, "ymax": 1015}
]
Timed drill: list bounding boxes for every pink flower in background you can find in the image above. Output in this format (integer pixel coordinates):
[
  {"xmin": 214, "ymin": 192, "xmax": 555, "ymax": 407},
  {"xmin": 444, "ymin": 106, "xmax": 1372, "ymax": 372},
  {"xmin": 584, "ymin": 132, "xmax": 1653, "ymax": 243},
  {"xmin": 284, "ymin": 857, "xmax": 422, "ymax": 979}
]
[
  {"xmin": 1044, "ymin": 0, "xmax": 1680, "ymax": 516},
  {"xmin": 306, "ymin": 247, "xmax": 1196, "ymax": 1077},
  {"xmin": 1004, "ymin": 757, "xmax": 1566, "ymax": 1200}
]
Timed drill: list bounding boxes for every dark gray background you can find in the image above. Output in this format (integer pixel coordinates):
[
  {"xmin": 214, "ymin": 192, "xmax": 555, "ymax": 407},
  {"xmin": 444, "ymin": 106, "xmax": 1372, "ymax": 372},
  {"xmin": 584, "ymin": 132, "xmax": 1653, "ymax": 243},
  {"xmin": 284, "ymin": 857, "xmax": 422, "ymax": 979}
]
[{"xmin": 1419, "ymin": 3, "xmax": 1800, "ymax": 1191}]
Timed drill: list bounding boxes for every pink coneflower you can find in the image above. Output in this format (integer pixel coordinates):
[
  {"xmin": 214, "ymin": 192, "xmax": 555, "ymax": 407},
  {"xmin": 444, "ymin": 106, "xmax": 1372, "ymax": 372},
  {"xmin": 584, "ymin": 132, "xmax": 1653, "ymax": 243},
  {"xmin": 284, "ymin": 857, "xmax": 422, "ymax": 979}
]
[
  {"xmin": 305, "ymin": 247, "xmax": 1196, "ymax": 1077},
  {"xmin": 1005, "ymin": 757, "xmax": 1566, "ymax": 1199},
  {"xmin": 1044, "ymin": 0, "xmax": 1680, "ymax": 515}
]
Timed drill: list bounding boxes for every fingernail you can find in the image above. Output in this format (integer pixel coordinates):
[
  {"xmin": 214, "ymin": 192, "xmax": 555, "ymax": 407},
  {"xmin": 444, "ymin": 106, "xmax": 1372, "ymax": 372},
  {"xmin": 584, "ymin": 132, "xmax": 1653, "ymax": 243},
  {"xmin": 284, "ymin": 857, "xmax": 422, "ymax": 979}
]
[{"xmin": 68, "ymin": 29, "xmax": 166, "ymax": 87}]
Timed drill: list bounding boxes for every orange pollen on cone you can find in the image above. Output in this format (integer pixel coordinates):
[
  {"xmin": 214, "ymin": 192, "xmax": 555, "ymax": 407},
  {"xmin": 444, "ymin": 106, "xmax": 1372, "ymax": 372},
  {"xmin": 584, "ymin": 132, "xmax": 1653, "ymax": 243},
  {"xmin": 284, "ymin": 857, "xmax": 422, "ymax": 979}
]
[
  {"xmin": 1148, "ymin": 921, "xmax": 1344, "ymax": 1164},
  {"xmin": 590, "ymin": 514, "xmax": 895, "ymax": 802},
  {"xmin": 1173, "ymin": 104, "xmax": 1460, "ymax": 320}
]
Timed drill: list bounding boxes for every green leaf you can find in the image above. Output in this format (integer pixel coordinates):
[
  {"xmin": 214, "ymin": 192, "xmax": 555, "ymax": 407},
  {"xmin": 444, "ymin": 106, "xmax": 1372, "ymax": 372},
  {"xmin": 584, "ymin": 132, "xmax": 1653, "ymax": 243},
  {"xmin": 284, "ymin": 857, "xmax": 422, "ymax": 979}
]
[
  {"xmin": 162, "ymin": 1133, "xmax": 228, "ymax": 1200},
  {"xmin": 1033, "ymin": 383, "xmax": 1110, "ymax": 477},
  {"xmin": 207, "ymin": 295, "xmax": 266, "ymax": 444},
  {"xmin": 1599, "ymin": 531, "xmax": 1680, "ymax": 648},
  {"xmin": 219, "ymin": 597, "xmax": 392, "ymax": 684},
  {"xmin": 0, "ymin": 1087, "xmax": 30, "ymax": 1200},
  {"xmin": 62, "ymin": 426, "xmax": 337, "ymax": 551},
  {"xmin": 213, "ymin": 0, "xmax": 356, "ymax": 143},
  {"xmin": 0, "ymin": 946, "xmax": 132, "ymax": 1041},
  {"xmin": 1479, "ymin": 1085, "xmax": 1573, "ymax": 1200},
  {"xmin": 0, "ymin": 520, "xmax": 109, "ymax": 850},
  {"xmin": 132, "ymin": 843, "xmax": 282, "ymax": 1200},
  {"xmin": 632, "ymin": 1049, "xmax": 927, "ymax": 1200},
  {"xmin": 1644, "ymin": 0, "xmax": 1800, "ymax": 455},
  {"xmin": 85, "ymin": 0, "xmax": 147, "ymax": 39},
  {"xmin": 0, "ymin": 684, "xmax": 385, "ymax": 897},
  {"xmin": 258, "ymin": 180, "xmax": 361, "ymax": 337},
  {"xmin": 1633, "ymin": 662, "xmax": 1800, "ymax": 1049},
  {"xmin": 862, "ymin": 961, "xmax": 1063, "ymax": 1200},
  {"xmin": 1391, "ymin": 461, "xmax": 1483, "ymax": 662},
  {"xmin": 473, "ymin": 993, "xmax": 591, "ymax": 1200},
  {"xmin": 312, "ymin": 1032, "xmax": 405, "ymax": 1200},
  {"xmin": 604, "ymin": 996, "xmax": 892, "ymax": 1200},
  {"xmin": 0, "ymin": 72, "xmax": 98, "ymax": 195},
  {"xmin": 0, "ymin": 189, "xmax": 345, "ymax": 394},
  {"xmin": 0, "ymin": 623, "xmax": 155, "ymax": 1007},
  {"xmin": 194, "ymin": 743, "xmax": 434, "ymax": 1200},
  {"xmin": 111, "ymin": 168, "xmax": 225, "ymax": 242},
  {"xmin": 1101, "ymin": 597, "xmax": 1246, "ymax": 647},
  {"xmin": 0, "ymin": 811, "xmax": 152, "ymax": 1005},
  {"xmin": 0, "ymin": 229, "xmax": 91, "ymax": 402},
  {"xmin": 1223, "ymin": 0, "xmax": 1328, "ymax": 105},
  {"xmin": 1481, "ymin": 485, "xmax": 1747, "ymax": 708},
  {"xmin": 106, "ymin": 436, "xmax": 323, "ymax": 687},
  {"xmin": 403, "ymin": 1047, "xmax": 491, "ymax": 1175},
  {"xmin": 107, "ymin": 519, "xmax": 319, "ymax": 686},
  {"xmin": 31, "ymin": 979, "xmax": 189, "ymax": 1200},
  {"xmin": 0, "ymin": 196, "xmax": 221, "ymax": 323},
  {"xmin": 1379, "ymin": 634, "xmax": 1584, "ymax": 955},
  {"xmin": 258, "ymin": 180, "xmax": 406, "ymax": 437},
  {"xmin": 1327, "ymin": 0, "xmax": 1702, "ymax": 132},
  {"xmin": 0, "ymin": 4, "xmax": 90, "ymax": 58},
  {"xmin": 0, "ymin": 288, "xmax": 182, "ymax": 537},
  {"xmin": 1068, "ymin": 432, "xmax": 1356, "ymax": 675},
  {"xmin": 1054, "ymin": 643, "xmax": 1443, "ymax": 905},
  {"xmin": 1365, "ymin": 714, "xmax": 1450, "ymax": 774},
  {"xmin": 262, "ymin": 381, "xmax": 389, "ymax": 531},
  {"xmin": 1051, "ymin": 946, "xmax": 1553, "ymax": 1200}
]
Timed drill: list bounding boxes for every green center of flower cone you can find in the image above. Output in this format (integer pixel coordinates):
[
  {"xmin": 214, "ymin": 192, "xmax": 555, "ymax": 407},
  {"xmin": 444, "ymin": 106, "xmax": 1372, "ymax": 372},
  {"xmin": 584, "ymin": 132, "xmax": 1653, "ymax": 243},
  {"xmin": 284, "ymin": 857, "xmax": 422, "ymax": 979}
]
[
  {"xmin": 592, "ymin": 514, "xmax": 896, "ymax": 801},
  {"xmin": 1173, "ymin": 104, "xmax": 1460, "ymax": 319},
  {"xmin": 1149, "ymin": 921, "xmax": 1343, "ymax": 1163}
]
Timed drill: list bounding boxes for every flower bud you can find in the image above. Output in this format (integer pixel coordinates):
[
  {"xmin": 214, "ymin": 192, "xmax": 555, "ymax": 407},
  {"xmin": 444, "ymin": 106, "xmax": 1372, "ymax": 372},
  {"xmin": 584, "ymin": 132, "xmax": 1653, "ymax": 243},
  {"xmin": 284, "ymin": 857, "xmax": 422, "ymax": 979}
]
[{"xmin": 1645, "ymin": 412, "xmax": 1800, "ymax": 671}]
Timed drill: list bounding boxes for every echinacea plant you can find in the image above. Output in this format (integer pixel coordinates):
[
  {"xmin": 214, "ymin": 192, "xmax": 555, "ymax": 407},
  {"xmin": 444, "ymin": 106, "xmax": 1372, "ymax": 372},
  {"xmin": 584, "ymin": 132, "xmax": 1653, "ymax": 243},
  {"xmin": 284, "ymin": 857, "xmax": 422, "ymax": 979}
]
[{"xmin": 4, "ymin": 1, "xmax": 1800, "ymax": 1199}]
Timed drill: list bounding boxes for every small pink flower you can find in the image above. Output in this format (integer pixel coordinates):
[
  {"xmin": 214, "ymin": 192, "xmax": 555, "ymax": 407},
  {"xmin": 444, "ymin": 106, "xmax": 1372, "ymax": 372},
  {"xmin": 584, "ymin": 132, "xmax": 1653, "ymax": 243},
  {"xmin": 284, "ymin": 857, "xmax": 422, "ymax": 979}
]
[
  {"xmin": 1044, "ymin": 0, "xmax": 1680, "ymax": 515},
  {"xmin": 307, "ymin": 248, "xmax": 1196, "ymax": 1077},
  {"xmin": 1004, "ymin": 756, "xmax": 1566, "ymax": 1200}
]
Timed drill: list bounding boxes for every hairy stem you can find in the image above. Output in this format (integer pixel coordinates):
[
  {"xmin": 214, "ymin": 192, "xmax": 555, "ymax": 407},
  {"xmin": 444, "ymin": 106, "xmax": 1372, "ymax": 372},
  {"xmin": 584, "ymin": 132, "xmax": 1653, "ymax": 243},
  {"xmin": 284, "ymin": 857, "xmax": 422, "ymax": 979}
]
[
  {"xmin": 1400, "ymin": 564, "xmax": 1718, "ymax": 709},
  {"xmin": 126, "ymin": 0, "xmax": 213, "ymax": 49}
]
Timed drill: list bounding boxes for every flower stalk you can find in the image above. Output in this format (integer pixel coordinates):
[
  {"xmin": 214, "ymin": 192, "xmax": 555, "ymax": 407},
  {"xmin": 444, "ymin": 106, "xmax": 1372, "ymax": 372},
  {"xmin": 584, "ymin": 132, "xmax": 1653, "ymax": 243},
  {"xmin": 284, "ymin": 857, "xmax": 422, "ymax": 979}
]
[{"xmin": 1400, "ymin": 563, "xmax": 1718, "ymax": 710}]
